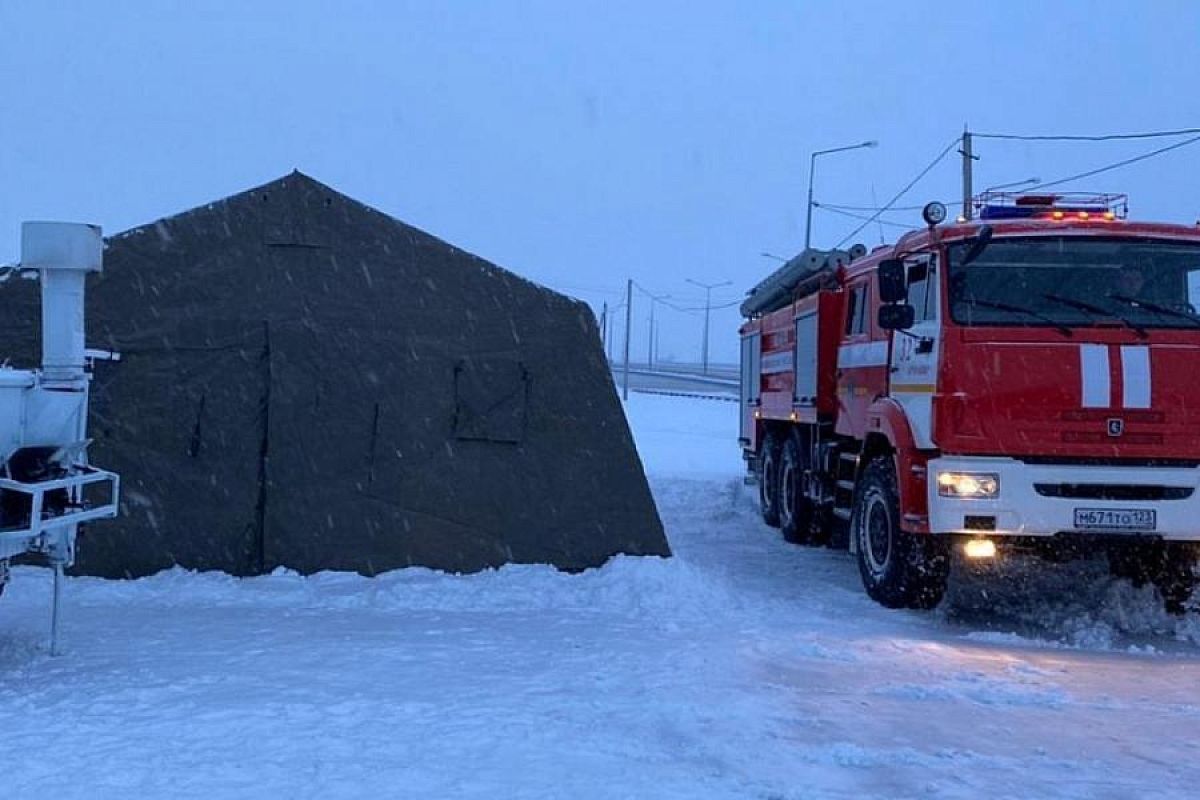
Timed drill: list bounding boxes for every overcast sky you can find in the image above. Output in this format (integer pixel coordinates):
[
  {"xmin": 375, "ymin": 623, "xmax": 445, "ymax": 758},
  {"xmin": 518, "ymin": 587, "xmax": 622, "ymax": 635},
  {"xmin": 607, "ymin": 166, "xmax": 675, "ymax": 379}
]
[{"xmin": 4, "ymin": 1, "xmax": 1200, "ymax": 362}]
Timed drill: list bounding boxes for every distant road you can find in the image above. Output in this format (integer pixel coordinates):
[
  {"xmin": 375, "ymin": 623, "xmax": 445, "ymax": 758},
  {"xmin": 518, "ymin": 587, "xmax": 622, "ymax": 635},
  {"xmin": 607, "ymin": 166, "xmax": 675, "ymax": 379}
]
[
  {"xmin": 608, "ymin": 362, "xmax": 739, "ymax": 400},
  {"xmin": 625, "ymin": 362, "xmax": 739, "ymax": 382}
]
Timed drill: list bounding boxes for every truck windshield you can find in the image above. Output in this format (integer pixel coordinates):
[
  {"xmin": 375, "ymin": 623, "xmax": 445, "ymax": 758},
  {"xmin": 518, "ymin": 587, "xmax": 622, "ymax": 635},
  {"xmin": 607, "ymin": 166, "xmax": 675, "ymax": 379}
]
[{"xmin": 947, "ymin": 237, "xmax": 1200, "ymax": 330}]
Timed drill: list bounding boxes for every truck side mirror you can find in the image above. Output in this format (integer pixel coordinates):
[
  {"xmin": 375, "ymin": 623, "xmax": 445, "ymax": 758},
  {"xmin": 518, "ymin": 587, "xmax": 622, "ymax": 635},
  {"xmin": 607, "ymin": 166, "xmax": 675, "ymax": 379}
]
[
  {"xmin": 878, "ymin": 303, "xmax": 915, "ymax": 330},
  {"xmin": 877, "ymin": 259, "xmax": 907, "ymax": 304}
]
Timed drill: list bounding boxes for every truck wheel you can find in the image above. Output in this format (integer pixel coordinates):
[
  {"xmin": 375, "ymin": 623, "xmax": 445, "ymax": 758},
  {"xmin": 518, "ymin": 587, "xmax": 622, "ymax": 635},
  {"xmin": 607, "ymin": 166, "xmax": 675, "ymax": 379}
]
[
  {"xmin": 758, "ymin": 432, "xmax": 782, "ymax": 528},
  {"xmin": 779, "ymin": 437, "xmax": 817, "ymax": 544},
  {"xmin": 1152, "ymin": 544, "xmax": 1197, "ymax": 614},
  {"xmin": 1107, "ymin": 546, "xmax": 1154, "ymax": 587},
  {"xmin": 853, "ymin": 455, "xmax": 948, "ymax": 609},
  {"xmin": 1109, "ymin": 544, "xmax": 1198, "ymax": 613}
]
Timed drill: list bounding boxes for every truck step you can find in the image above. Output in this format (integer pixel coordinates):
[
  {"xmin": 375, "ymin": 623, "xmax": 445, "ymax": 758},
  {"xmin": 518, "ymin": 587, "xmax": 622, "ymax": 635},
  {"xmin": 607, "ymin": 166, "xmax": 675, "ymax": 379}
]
[
  {"xmin": 839, "ymin": 452, "xmax": 859, "ymax": 462},
  {"xmin": 832, "ymin": 507, "xmax": 853, "ymax": 521},
  {"xmin": 836, "ymin": 479, "xmax": 856, "ymax": 491}
]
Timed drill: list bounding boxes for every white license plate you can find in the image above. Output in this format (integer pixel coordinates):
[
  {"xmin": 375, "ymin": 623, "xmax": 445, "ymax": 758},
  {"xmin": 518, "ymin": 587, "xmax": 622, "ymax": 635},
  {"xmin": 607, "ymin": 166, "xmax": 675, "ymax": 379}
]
[{"xmin": 1073, "ymin": 508, "xmax": 1157, "ymax": 531}]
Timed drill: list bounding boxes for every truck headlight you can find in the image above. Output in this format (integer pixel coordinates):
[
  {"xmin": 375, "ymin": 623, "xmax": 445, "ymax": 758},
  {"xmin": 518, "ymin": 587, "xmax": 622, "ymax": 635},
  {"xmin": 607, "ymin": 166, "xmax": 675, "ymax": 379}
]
[{"xmin": 937, "ymin": 472, "xmax": 999, "ymax": 499}]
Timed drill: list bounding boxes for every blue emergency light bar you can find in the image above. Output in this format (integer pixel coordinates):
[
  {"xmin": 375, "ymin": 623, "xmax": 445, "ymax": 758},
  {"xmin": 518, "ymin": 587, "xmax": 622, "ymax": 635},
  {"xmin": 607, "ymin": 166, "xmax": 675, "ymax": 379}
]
[{"xmin": 975, "ymin": 191, "xmax": 1128, "ymax": 222}]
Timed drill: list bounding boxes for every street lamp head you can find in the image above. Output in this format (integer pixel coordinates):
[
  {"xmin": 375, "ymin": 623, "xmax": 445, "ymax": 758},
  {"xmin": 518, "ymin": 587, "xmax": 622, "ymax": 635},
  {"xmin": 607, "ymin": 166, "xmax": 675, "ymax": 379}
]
[
  {"xmin": 806, "ymin": 138, "xmax": 879, "ymax": 249},
  {"xmin": 688, "ymin": 277, "xmax": 734, "ymax": 290}
]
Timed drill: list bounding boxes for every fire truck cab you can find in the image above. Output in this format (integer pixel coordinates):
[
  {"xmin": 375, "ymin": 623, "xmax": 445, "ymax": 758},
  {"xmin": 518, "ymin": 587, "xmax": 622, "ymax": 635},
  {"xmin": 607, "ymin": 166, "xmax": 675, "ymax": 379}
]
[{"xmin": 740, "ymin": 194, "xmax": 1200, "ymax": 610}]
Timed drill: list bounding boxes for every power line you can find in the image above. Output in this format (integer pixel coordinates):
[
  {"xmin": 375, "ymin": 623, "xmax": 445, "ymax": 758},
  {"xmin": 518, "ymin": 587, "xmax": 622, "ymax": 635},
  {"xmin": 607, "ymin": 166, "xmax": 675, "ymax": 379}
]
[
  {"xmin": 1022, "ymin": 133, "xmax": 1200, "ymax": 192},
  {"xmin": 834, "ymin": 137, "xmax": 960, "ymax": 249},
  {"xmin": 820, "ymin": 127, "xmax": 1200, "ymax": 223},
  {"xmin": 707, "ymin": 297, "xmax": 744, "ymax": 311},
  {"xmin": 631, "ymin": 281, "xmax": 662, "ymax": 300},
  {"xmin": 816, "ymin": 202, "xmax": 933, "ymax": 213},
  {"xmin": 812, "ymin": 203, "xmax": 918, "ymax": 230},
  {"xmin": 561, "ymin": 279, "xmax": 740, "ymax": 313},
  {"xmin": 818, "ymin": 180, "xmax": 1029, "ymax": 216},
  {"xmin": 550, "ymin": 283, "xmax": 628, "ymax": 298},
  {"xmin": 974, "ymin": 127, "xmax": 1200, "ymax": 142},
  {"xmin": 663, "ymin": 299, "xmax": 702, "ymax": 316},
  {"xmin": 674, "ymin": 296, "xmax": 744, "ymax": 312},
  {"xmin": 632, "ymin": 280, "xmax": 704, "ymax": 315},
  {"xmin": 662, "ymin": 293, "xmax": 741, "ymax": 307}
]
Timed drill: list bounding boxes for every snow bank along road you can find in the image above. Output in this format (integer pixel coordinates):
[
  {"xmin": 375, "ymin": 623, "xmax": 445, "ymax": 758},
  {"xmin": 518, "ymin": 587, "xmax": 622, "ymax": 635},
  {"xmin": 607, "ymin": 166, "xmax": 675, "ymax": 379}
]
[
  {"xmin": 3, "ymin": 393, "xmax": 1200, "ymax": 799},
  {"xmin": 608, "ymin": 364, "xmax": 739, "ymax": 399}
]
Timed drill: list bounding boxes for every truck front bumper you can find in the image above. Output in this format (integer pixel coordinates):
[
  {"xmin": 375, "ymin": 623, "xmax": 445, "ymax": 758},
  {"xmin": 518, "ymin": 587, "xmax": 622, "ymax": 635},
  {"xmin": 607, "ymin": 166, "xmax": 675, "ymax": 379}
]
[{"xmin": 927, "ymin": 456, "xmax": 1200, "ymax": 541}]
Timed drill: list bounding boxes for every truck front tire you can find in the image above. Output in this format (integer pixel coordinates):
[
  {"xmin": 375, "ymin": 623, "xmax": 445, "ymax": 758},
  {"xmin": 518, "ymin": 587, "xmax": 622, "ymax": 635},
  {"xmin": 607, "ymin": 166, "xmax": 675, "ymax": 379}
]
[{"xmin": 853, "ymin": 455, "xmax": 948, "ymax": 609}]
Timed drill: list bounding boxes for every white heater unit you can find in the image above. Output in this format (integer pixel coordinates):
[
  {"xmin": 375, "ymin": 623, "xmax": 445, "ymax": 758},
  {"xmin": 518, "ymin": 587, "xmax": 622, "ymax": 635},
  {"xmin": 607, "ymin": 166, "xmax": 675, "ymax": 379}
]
[{"xmin": 0, "ymin": 222, "xmax": 120, "ymax": 653}]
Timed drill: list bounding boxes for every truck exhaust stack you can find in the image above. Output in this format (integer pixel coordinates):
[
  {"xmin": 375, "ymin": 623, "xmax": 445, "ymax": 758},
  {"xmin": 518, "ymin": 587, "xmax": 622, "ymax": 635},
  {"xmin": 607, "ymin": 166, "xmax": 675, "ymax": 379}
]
[{"xmin": 0, "ymin": 222, "xmax": 120, "ymax": 653}]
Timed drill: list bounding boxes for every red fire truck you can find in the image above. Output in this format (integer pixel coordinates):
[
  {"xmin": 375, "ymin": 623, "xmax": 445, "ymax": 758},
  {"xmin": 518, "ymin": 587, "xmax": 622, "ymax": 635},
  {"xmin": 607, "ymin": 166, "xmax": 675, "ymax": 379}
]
[{"xmin": 740, "ymin": 193, "xmax": 1200, "ymax": 610}]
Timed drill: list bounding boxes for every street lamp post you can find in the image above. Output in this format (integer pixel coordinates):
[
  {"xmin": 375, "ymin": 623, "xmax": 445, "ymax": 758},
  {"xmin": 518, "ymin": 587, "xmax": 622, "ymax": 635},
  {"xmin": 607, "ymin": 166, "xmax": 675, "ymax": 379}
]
[
  {"xmin": 647, "ymin": 293, "xmax": 669, "ymax": 369},
  {"xmin": 804, "ymin": 139, "xmax": 878, "ymax": 250},
  {"xmin": 687, "ymin": 278, "xmax": 732, "ymax": 375}
]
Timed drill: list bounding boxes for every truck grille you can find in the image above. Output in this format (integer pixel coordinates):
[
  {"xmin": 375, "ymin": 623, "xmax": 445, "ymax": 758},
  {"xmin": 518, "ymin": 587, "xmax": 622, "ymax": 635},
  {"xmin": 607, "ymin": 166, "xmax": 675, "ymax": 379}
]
[
  {"xmin": 1018, "ymin": 456, "xmax": 1200, "ymax": 468},
  {"xmin": 1033, "ymin": 483, "xmax": 1194, "ymax": 501}
]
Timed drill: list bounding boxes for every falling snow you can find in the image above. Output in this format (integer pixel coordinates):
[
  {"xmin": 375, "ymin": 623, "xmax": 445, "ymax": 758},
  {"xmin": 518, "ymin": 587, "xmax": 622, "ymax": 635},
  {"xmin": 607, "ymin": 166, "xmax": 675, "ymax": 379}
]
[{"xmin": 1, "ymin": 393, "xmax": 1199, "ymax": 798}]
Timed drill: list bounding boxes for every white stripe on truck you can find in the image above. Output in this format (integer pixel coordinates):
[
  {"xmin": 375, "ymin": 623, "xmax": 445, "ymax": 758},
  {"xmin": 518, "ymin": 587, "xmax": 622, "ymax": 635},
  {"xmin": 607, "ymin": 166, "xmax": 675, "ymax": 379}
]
[
  {"xmin": 1120, "ymin": 345, "xmax": 1151, "ymax": 409},
  {"xmin": 837, "ymin": 341, "xmax": 888, "ymax": 369},
  {"xmin": 1080, "ymin": 344, "xmax": 1110, "ymax": 408}
]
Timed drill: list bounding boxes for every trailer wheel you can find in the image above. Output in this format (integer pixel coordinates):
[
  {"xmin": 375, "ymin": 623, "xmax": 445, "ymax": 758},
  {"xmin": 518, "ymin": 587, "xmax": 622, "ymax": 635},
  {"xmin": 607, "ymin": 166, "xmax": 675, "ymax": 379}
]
[
  {"xmin": 853, "ymin": 455, "xmax": 948, "ymax": 609},
  {"xmin": 779, "ymin": 437, "xmax": 817, "ymax": 544},
  {"xmin": 758, "ymin": 432, "xmax": 782, "ymax": 528}
]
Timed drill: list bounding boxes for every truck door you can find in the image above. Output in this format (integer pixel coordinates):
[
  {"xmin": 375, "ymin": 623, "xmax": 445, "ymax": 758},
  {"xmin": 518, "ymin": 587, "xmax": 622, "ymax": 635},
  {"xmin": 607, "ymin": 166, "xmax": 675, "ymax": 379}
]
[
  {"xmin": 739, "ymin": 331, "xmax": 761, "ymax": 446},
  {"xmin": 836, "ymin": 278, "xmax": 886, "ymax": 439},
  {"xmin": 888, "ymin": 256, "xmax": 939, "ymax": 448}
]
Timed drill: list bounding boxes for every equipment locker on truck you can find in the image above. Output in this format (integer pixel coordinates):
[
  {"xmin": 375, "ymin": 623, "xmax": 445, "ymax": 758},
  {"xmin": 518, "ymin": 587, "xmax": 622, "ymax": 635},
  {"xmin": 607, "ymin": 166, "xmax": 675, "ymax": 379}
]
[{"xmin": 740, "ymin": 193, "xmax": 1200, "ymax": 610}]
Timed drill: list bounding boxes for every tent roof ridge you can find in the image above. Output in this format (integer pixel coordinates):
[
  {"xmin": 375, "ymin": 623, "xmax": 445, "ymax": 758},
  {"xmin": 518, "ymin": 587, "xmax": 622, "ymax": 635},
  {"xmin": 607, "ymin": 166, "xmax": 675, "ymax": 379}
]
[{"xmin": 101, "ymin": 172, "xmax": 586, "ymax": 312}]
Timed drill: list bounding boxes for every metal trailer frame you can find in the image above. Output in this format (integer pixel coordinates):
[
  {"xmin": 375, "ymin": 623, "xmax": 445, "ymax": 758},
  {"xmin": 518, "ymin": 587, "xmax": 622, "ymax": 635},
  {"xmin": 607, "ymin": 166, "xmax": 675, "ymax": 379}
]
[{"xmin": 0, "ymin": 466, "xmax": 120, "ymax": 653}]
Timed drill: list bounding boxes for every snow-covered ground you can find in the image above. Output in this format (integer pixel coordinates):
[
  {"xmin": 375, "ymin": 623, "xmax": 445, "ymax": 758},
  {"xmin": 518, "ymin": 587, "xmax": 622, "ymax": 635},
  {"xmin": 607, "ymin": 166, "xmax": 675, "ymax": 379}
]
[{"xmin": 3, "ymin": 392, "xmax": 1200, "ymax": 799}]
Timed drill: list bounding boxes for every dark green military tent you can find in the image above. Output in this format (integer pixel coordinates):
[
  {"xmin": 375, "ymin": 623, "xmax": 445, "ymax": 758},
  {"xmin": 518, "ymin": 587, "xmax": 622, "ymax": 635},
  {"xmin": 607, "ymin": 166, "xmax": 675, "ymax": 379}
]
[{"xmin": 0, "ymin": 172, "xmax": 668, "ymax": 577}]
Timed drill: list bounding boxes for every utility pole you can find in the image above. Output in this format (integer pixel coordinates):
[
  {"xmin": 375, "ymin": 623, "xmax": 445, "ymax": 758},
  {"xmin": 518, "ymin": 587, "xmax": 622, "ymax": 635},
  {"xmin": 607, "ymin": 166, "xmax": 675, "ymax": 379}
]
[
  {"xmin": 647, "ymin": 305, "xmax": 654, "ymax": 368},
  {"xmin": 606, "ymin": 302, "xmax": 621, "ymax": 361},
  {"xmin": 687, "ymin": 278, "xmax": 732, "ymax": 375},
  {"xmin": 646, "ymin": 293, "xmax": 670, "ymax": 370},
  {"xmin": 960, "ymin": 127, "xmax": 976, "ymax": 221},
  {"xmin": 608, "ymin": 308, "xmax": 617, "ymax": 360},
  {"xmin": 608, "ymin": 309, "xmax": 614, "ymax": 360},
  {"xmin": 600, "ymin": 301, "xmax": 608, "ymax": 360},
  {"xmin": 622, "ymin": 279, "xmax": 632, "ymax": 400}
]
